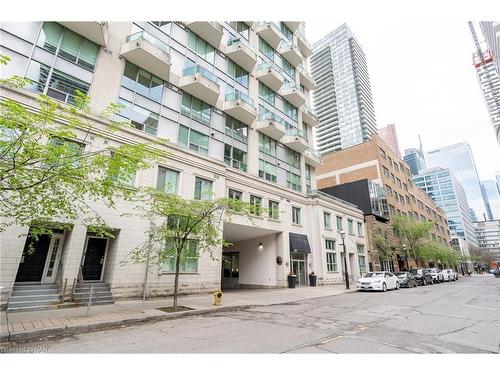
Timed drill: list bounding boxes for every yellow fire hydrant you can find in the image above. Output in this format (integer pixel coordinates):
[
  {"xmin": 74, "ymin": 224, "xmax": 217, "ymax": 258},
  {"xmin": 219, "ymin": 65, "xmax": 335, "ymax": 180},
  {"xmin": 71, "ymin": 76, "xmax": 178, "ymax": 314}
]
[{"xmin": 213, "ymin": 289, "xmax": 223, "ymax": 306}]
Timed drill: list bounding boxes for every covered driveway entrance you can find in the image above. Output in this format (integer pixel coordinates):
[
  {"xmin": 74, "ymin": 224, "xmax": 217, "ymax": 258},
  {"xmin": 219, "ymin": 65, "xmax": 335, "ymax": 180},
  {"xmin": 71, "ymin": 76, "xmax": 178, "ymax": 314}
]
[{"xmin": 222, "ymin": 222, "xmax": 282, "ymax": 290}]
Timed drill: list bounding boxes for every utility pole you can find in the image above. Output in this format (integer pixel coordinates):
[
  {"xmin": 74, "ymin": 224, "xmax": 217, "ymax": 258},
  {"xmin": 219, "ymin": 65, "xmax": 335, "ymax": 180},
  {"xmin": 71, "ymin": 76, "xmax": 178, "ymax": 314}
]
[{"xmin": 339, "ymin": 230, "xmax": 350, "ymax": 289}]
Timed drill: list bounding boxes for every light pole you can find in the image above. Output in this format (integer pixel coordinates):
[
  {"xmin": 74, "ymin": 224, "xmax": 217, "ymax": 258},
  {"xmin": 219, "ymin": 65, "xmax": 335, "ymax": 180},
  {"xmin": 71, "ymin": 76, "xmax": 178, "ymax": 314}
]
[
  {"xmin": 403, "ymin": 244, "xmax": 409, "ymax": 271},
  {"xmin": 339, "ymin": 230, "xmax": 349, "ymax": 289}
]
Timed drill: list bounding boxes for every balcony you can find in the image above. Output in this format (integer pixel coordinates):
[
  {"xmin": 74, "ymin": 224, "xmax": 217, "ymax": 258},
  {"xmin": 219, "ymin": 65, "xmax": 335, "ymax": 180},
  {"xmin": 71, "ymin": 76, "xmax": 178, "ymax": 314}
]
[
  {"xmin": 256, "ymin": 111, "xmax": 286, "ymax": 141},
  {"xmin": 226, "ymin": 37, "xmax": 257, "ymax": 72},
  {"xmin": 284, "ymin": 22, "xmax": 301, "ymax": 32},
  {"xmin": 255, "ymin": 62, "xmax": 284, "ymax": 92},
  {"xmin": 255, "ymin": 22, "xmax": 282, "ymax": 49},
  {"xmin": 179, "ymin": 65, "xmax": 220, "ymax": 106},
  {"xmin": 304, "ymin": 147, "xmax": 322, "ymax": 167},
  {"xmin": 279, "ymin": 82, "xmax": 306, "ymax": 107},
  {"xmin": 282, "ymin": 128, "xmax": 309, "ymax": 153},
  {"xmin": 297, "ymin": 32, "xmax": 313, "ymax": 58},
  {"xmin": 297, "ymin": 64, "xmax": 316, "ymax": 90},
  {"xmin": 278, "ymin": 41, "xmax": 302, "ymax": 67},
  {"xmin": 301, "ymin": 104, "xmax": 319, "ymax": 127},
  {"xmin": 223, "ymin": 91, "xmax": 257, "ymax": 126},
  {"xmin": 185, "ymin": 22, "xmax": 223, "ymax": 48},
  {"xmin": 59, "ymin": 22, "xmax": 108, "ymax": 46},
  {"xmin": 120, "ymin": 31, "xmax": 171, "ymax": 81}
]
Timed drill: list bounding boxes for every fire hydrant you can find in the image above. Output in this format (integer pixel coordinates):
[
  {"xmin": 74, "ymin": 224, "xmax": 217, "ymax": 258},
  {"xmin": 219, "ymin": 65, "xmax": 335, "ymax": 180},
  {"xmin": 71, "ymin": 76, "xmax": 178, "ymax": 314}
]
[{"xmin": 213, "ymin": 289, "xmax": 223, "ymax": 306}]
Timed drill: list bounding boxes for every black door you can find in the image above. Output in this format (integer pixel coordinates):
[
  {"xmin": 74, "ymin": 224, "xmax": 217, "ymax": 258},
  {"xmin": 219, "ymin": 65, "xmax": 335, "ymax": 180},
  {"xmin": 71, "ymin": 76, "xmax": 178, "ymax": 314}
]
[
  {"xmin": 82, "ymin": 237, "xmax": 108, "ymax": 281},
  {"xmin": 16, "ymin": 235, "xmax": 51, "ymax": 282}
]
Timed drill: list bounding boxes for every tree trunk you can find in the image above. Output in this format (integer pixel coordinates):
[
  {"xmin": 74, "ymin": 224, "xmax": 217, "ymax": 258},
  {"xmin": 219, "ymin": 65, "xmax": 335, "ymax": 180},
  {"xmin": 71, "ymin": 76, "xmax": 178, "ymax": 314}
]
[{"xmin": 173, "ymin": 247, "xmax": 182, "ymax": 311}]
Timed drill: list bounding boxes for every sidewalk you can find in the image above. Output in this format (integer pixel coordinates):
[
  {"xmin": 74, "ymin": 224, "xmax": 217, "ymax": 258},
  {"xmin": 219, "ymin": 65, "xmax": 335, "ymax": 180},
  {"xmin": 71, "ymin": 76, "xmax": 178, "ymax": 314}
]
[{"xmin": 0, "ymin": 284, "xmax": 351, "ymax": 343}]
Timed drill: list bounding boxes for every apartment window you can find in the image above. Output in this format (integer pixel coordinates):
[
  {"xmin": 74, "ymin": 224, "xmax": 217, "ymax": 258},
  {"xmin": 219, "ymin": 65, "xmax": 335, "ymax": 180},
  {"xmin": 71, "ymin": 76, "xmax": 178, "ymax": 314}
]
[
  {"xmin": 228, "ymin": 60, "xmax": 249, "ymax": 88},
  {"xmin": 187, "ymin": 31, "xmax": 215, "ymax": 63},
  {"xmin": 285, "ymin": 147, "xmax": 300, "ymax": 168},
  {"xmin": 286, "ymin": 171, "xmax": 301, "ymax": 192},
  {"xmin": 37, "ymin": 22, "xmax": 99, "ymax": 71},
  {"xmin": 326, "ymin": 252, "xmax": 337, "ymax": 272},
  {"xmin": 181, "ymin": 93, "xmax": 212, "ymax": 125},
  {"xmin": 348, "ymin": 219, "xmax": 354, "ymax": 235},
  {"xmin": 405, "ymin": 196, "xmax": 410, "ymax": 205},
  {"xmin": 230, "ymin": 22, "xmax": 250, "ymax": 40},
  {"xmin": 399, "ymin": 194, "xmax": 405, "ymax": 205},
  {"xmin": 336, "ymin": 216, "xmax": 343, "ymax": 231},
  {"xmin": 259, "ymin": 37, "xmax": 274, "ymax": 59},
  {"xmin": 357, "ymin": 222, "xmax": 363, "ymax": 236},
  {"xmin": 389, "ymin": 205, "xmax": 396, "ymax": 216},
  {"xmin": 391, "ymin": 174, "xmax": 396, "ymax": 183},
  {"xmin": 280, "ymin": 22, "xmax": 293, "ymax": 41},
  {"xmin": 156, "ymin": 167, "xmax": 179, "ymax": 195},
  {"xmin": 225, "ymin": 116, "xmax": 248, "ymax": 143},
  {"xmin": 258, "ymin": 133, "xmax": 276, "ymax": 156},
  {"xmin": 178, "ymin": 125, "xmax": 209, "ymax": 155},
  {"xmin": 403, "ymin": 183, "xmax": 408, "ymax": 192},
  {"xmin": 162, "ymin": 239, "xmax": 198, "ymax": 273},
  {"xmin": 292, "ymin": 206, "xmax": 301, "ymax": 225},
  {"xmin": 228, "ymin": 189, "xmax": 243, "ymax": 201},
  {"xmin": 305, "ymin": 164, "xmax": 312, "ymax": 194},
  {"xmin": 249, "ymin": 195, "xmax": 262, "ymax": 216},
  {"xmin": 108, "ymin": 151, "xmax": 136, "ymax": 188},
  {"xmin": 382, "ymin": 166, "xmax": 389, "ymax": 178},
  {"xmin": 258, "ymin": 159, "xmax": 277, "ymax": 183},
  {"xmin": 379, "ymin": 148, "xmax": 386, "ymax": 159},
  {"xmin": 283, "ymin": 100, "xmax": 298, "ymax": 121},
  {"xmin": 46, "ymin": 137, "xmax": 84, "ymax": 169},
  {"xmin": 259, "ymin": 82, "xmax": 275, "ymax": 105},
  {"xmin": 388, "ymin": 157, "xmax": 393, "ymax": 167},
  {"xmin": 194, "ymin": 177, "xmax": 213, "ymax": 200},
  {"xmin": 122, "ymin": 62, "xmax": 164, "ymax": 102},
  {"xmin": 224, "ymin": 144, "xmax": 247, "ymax": 172},
  {"xmin": 117, "ymin": 98, "xmax": 158, "ymax": 135},
  {"xmin": 321, "ymin": 212, "xmax": 331, "ymax": 230},
  {"xmin": 26, "ymin": 62, "xmax": 90, "ymax": 105},
  {"xmin": 269, "ymin": 200, "xmax": 279, "ymax": 220},
  {"xmin": 150, "ymin": 21, "xmax": 172, "ymax": 33},
  {"xmin": 396, "ymin": 178, "xmax": 402, "ymax": 188},
  {"xmin": 357, "ymin": 245, "xmax": 366, "ymax": 272}
]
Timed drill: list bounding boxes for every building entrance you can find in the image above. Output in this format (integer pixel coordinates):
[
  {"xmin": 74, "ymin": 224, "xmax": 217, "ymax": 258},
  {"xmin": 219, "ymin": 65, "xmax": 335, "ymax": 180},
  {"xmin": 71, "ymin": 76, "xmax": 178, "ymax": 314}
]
[{"xmin": 291, "ymin": 252, "xmax": 307, "ymax": 286}]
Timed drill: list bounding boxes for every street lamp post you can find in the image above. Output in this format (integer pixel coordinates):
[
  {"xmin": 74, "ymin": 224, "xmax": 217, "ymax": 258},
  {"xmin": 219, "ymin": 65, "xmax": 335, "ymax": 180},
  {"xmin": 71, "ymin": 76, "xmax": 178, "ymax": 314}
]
[
  {"xmin": 339, "ymin": 230, "xmax": 349, "ymax": 289},
  {"xmin": 403, "ymin": 244, "xmax": 409, "ymax": 271}
]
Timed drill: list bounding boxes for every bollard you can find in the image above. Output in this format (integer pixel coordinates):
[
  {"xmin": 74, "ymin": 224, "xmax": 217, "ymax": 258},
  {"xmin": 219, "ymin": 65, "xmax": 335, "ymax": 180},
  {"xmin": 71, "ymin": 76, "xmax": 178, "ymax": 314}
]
[{"xmin": 85, "ymin": 285, "xmax": 94, "ymax": 317}]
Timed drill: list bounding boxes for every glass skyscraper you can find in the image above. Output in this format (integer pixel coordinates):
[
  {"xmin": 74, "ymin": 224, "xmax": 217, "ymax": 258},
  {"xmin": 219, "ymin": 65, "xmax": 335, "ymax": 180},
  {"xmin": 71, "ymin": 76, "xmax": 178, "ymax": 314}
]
[
  {"xmin": 310, "ymin": 23, "xmax": 377, "ymax": 154},
  {"xmin": 404, "ymin": 148, "xmax": 426, "ymax": 176},
  {"xmin": 481, "ymin": 180, "xmax": 500, "ymax": 220},
  {"xmin": 414, "ymin": 168, "xmax": 478, "ymax": 248},
  {"xmin": 425, "ymin": 142, "xmax": 488, "ymax": 222}
]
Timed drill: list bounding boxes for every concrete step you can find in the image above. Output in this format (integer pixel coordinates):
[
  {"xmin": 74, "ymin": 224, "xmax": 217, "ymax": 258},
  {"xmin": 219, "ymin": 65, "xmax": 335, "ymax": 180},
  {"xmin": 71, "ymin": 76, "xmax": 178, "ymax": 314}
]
[
  {"xmin": 9, "ymin": 293, "xmax": 60, "ymax": 302},
  {"xmin": 13, "ymin": 284, "xmax": 58, "ymax": 291},
  {"xmin": 11, "ymin": 288, "xmax": 59, "ymax": 296},
  {"xmin": 7, "ymin": 304, "xmax": 60, "ymax": 312},
  {"xmin": 7, "ymin": 298, "xmax": 60, "ymax": 310}
]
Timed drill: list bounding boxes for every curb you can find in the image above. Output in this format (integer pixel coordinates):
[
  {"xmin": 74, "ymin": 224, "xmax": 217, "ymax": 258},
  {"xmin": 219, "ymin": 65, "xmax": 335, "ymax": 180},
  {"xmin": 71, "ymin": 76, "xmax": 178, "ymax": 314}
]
[{"xmin": 3, "ymin": 304, "xmax": 258, "ymax": 344}]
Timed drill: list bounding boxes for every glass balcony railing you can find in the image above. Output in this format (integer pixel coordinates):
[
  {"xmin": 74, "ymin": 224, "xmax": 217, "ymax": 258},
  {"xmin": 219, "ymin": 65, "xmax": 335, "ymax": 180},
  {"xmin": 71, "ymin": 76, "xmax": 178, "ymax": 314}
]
[
  {"xmin": 183, "ymin": 65, "xmax": 219, "ymax": 86},
  {"xmin": 302, "ymin": 103, "xmax": 316, "ymax": 116},
  {"xmin": 285, "ymin": 128, "xmax": 307, "ymax": 140},
  {"xmin": 255, "ymin": 21, "xmax": 281, "ymax": 32},
  {"xmin": 306, "ymin": 147, "xmax": 321, "ymax": 159},
  {"xmin": 282, "ymin": 81, "xmax": 304, "ymax": 93},
  {"xmin": 279, "ymin": 40, "xmax": 299, "ymax": 52},
  {"xmin": 227, "ymin": 36, "xmax": 253, "ymax": 50},
  {"xmin": 298, "ymin": 64, "xmax": 315, "ymax": 82},
  {"xmin": 257, "ymin": 61, "xmax": 280, "ymax": 72},
  {"xmin": 258, "ymin": 111, "xmax": 286, "ymax": 126},
  {"xmin": 225, "ymin": 91, "xmax": 255, "ymax": 107},
  {"xmin": 224, "ymin": 156, "xmax": 247, "ymax": 172},
  {"xmin": 126, "ymin": 31, "xmax": 170, "ymax": 54}
]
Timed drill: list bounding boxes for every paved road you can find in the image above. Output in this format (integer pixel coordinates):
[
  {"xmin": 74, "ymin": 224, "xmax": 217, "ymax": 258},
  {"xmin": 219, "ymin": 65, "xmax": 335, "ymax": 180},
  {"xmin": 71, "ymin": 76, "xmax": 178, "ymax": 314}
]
[{"xmin": 3, "ymin": 276, "xmax": 500, "ymax": 353}]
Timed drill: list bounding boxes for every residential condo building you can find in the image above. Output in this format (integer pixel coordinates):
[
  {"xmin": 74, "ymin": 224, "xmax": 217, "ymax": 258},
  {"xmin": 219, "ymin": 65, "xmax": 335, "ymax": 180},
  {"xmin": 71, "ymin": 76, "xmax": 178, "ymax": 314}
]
[
  {"xmin": 0, "ymin": 21, "xmax": 370, "ymax": 310},
  {"xmin": 316, "ymin": 135, "xmax": 452, "ymax": 272},
  {"xmin": 474, "ymin": 220, "xmax": 500, "ymax": 259},
  {"xmin": 310, "ymin": 23, "xmax": 377, "ymax": 154},
  {"xmin": 377, "ymin": 124, "xmax": 401, "ymax": 158}
]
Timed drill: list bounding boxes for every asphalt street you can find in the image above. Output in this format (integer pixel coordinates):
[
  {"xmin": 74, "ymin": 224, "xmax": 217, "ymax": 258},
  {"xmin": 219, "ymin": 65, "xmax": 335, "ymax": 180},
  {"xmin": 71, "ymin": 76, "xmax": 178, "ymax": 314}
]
[{"xmin": 3, "ymin": 275, "xmax": 499, "ymax": 353}]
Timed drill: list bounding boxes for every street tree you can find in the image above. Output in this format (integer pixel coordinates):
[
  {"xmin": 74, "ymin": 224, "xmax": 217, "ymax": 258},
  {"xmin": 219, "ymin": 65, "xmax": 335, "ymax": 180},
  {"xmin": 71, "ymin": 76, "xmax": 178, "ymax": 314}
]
[
  {"xmin": 392, "ymin": 214, "xmax": 434, "ymax": 266},
  {"xmin": 372, "ymin": 226, "xmax": 397, "ymax": 270},
  {"xmin": 0, "ymin": 54, "xmax": 161, "ymax": 239},
  {"xmin": 127, "ymin": 189, "xmax": 257, "ymax": 311}
]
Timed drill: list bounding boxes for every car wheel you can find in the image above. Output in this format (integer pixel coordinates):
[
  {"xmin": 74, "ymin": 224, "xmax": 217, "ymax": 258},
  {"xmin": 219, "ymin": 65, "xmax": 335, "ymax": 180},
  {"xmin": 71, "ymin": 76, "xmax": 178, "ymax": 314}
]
[
  {"xmin": 395, "ymin": 282, "xmax": 400, "ymax": 290},
  {"xmin": 382, "ymin": 283, "xmax": 387, "ymax": 292},
  {"xmin": 430, "ymin": 279, "xmax": 434, "ymax": 285},
  {"xmin": 422, "ymin": 279, "xmax": 426, "ymax": 286}
]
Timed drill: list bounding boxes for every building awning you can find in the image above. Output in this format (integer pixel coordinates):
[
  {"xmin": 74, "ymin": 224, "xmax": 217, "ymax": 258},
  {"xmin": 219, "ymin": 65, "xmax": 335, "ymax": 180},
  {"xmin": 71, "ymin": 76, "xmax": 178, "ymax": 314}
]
[{"xmin": 289, "ymin": 233, "xmax": 311, "ymax": 253}]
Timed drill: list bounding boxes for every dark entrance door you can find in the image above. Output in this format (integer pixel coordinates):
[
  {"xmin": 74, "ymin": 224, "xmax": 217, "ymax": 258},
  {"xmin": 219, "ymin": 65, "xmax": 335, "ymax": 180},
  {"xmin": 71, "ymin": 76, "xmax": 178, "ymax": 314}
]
[
  {"xmin": 16, "ymin": 235, "xmax": 51, "ymax": 282},
  {"xmin": 82, "ymin": 237, "xmax": 108, "ymax": 281}
]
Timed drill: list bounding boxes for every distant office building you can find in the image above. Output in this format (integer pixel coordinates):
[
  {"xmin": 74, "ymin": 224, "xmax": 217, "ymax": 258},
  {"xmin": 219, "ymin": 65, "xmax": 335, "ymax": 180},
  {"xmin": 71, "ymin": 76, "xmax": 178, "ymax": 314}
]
[
  {"xmin": 480, "ymin": 22, "xmax": 500, "ymax": 75},
  {"xmin": 474, "ymin": 220, "xmax": 500, "ymax": 259},
  {"xmin": 378, "ymin": 124, "xmax": 401, "ymax": 158},
  {"xmin": 425, "ymin": 142, "xmax": 488, "ymax": 221},
  {"xmin": 481, "ymin": 180, "xmax": 500, "ymax": 220},
  {"xmin": 404, "ymin": 148, "xmax": 426, "ymax": 176},
  {"xmin": 414, "ymin": 168, "xmax": 478, "ymax": 250},
  {"xmin": 311, "ymin": 23, "xmax": 377, "ymax": 154}
]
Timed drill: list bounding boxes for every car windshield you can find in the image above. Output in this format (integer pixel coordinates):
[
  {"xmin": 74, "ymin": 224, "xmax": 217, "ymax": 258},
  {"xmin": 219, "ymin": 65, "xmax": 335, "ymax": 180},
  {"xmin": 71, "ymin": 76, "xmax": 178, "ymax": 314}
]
[
  {"xmin": 409, "ymin": 269, "xmax": 421, "ymax": 275},
  {"xmin": 363, "ymin": 272, "xmax": 384, "ymax": 278},
  {"xmin": 394, "ymin": 272, "xmax": 406, "ymax": 277}
]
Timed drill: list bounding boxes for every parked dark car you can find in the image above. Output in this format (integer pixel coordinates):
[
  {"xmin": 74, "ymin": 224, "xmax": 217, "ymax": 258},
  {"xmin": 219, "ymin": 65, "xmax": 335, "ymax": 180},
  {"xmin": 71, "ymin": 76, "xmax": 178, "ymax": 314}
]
[
  {"xmin": 394, "ymin": 271, "xmax": 418, "ymax": 288},
  {"xmin": 410, "ymin": 268, "xmax": 434, "ymax": 286}
]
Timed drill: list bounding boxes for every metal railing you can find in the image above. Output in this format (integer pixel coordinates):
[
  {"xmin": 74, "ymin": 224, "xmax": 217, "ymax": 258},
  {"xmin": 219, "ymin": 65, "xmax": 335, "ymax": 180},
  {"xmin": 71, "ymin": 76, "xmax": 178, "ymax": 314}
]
[
  {"xmin": 183, "ymin": 65, "xmax": 219, "ymax": 86},
  {"xmin": 224, "ymin": 157, "xmax": 247, "ymax": 172},
  {"xmin": 126, "ymin": 30, "xmax": 170, "ymax": 54},
  {"xmin": 225, "ymin": 91, "xmax": 255, "ymax": 107}
]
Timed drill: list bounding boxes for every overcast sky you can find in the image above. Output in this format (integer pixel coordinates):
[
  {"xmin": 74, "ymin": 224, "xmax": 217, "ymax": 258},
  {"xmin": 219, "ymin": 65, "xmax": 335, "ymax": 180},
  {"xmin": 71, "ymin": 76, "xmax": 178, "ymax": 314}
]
[{"xmin": 306, "ymin": 20, "xmax": 500, "ymax": 182}]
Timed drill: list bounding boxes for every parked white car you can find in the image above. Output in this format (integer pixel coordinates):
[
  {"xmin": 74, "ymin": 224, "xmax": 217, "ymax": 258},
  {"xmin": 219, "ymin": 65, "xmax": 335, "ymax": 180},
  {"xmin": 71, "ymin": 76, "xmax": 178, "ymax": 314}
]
[
  {"xmin": 443, "ymin": 269, "xmax": 458, "ymax": 281},
  {"xmin": 426, "ymin": 268, "xmax": 444, "ymax": 283},
  {"xmin": 357, "ymin": 271, "xmax": 400, "ymax": 292}
]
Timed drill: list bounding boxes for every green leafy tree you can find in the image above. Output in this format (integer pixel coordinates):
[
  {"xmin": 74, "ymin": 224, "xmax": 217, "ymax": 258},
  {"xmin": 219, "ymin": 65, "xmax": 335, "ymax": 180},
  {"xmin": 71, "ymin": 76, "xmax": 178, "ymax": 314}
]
[
  {"xmin": 392, "ymin": 214, "xmax": 434, "ymax": 266},
  {"xmin": 372, "ymin": 226, "xmax": 397, "ymax": 269},
  {"xmin": 127, "ymin": 189, "xmax": 257, "ymax": 311},
  {"xmin": 0, "ymin": 54, "xmax": 161, "ymax": 238}
]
